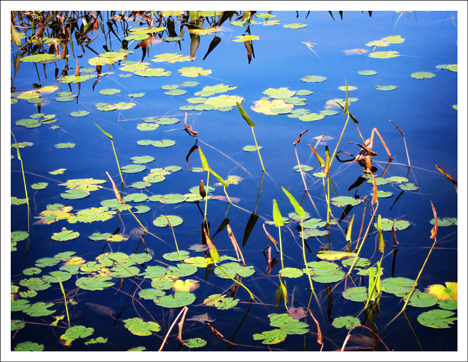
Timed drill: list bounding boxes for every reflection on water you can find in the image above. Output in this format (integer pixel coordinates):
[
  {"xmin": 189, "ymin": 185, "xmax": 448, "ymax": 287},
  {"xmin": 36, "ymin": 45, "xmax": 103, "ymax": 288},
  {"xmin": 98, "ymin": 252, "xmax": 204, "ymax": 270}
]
[{"xmin": 8, "ymin": 9, "xmax": 459, "ymax": 352}]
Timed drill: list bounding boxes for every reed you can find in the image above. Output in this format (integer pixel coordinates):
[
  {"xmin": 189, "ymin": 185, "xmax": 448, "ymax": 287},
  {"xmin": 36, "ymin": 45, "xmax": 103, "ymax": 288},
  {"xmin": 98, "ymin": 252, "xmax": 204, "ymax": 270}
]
[{"xmin": 11, "ymin": 131, "xmax": 30, "ymax": 231}]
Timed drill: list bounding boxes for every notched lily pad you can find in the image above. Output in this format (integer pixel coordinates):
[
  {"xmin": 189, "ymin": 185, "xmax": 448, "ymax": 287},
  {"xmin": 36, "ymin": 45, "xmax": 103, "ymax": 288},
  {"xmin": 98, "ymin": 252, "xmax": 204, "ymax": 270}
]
[
  {"xmin": 417, "ymin": 309, "xmax": 457, "ymax": 329},
  {"xmin": 332, "ymin": 316, "xmax": 361, "ymax": 329}
]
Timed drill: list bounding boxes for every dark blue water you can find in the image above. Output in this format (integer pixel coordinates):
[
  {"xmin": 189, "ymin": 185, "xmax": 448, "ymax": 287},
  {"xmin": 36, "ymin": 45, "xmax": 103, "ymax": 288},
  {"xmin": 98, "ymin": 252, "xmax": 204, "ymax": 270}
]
[{"xmin": 8, "ymin": 10, "xmax": 459, "ymax": 354}]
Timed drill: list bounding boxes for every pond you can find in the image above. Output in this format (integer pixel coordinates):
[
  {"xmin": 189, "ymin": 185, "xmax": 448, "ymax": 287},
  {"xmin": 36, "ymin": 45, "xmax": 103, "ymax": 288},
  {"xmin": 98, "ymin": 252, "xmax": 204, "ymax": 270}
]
[{"xmin": 6, "ymin": 8, "xmax": 462, "ymax": 356}]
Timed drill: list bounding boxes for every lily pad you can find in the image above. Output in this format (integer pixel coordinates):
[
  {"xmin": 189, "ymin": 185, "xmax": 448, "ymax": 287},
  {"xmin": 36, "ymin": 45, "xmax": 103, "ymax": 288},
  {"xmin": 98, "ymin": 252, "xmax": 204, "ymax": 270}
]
[
  {"xmin": 301, "ymin": 75, "xmax": 326, "ymax": 83},
  {"xmin": 123, "ymin": 317, "xmax": 161, "ymax": 336},
  {"xmin": 411, "ymin": 72, "xmax": 435, "ymax": 79},
  {"xmin": 163, "ymin": 250, "xmax": 190, "ymax": 261},
  {"xmin": 19, "ymin": 277, "xmax": 51, "ymax": 291},
  {"xmin": 253, "ymin": 329, "xmax": 288, "ymax": 344},
  {"xmin": 214, "ymin": 262, "xmax": 255, "ymax": 279},
  {"xmin": 429, "ymin": 218, "xmax": 457, "ymax": 227},
  {"xmin": 381, "ymin": 277, "xmax": 415, "ymax": 297},
  {"xmin": 70, "ymin": 111, "xmax": 90, "ymax": 117},
  {"xmin": 156, "ymin": 117, "xmax": 179, "ymax": 125},
  {"xmin": 399, "ymin": 183, "xmax": 418, "ymax": 191},
  {"xmin": 42, "ymin": 271, "xmax": 72, "ymax": 283},
  {"xmin": 178, "ymin": 66, "xmax": 212, "ymax": 77},
  {"xmin": 299, "ymin": 113, "xmax": 324, "ymax": 122},
  {"xmin": 153, "ymin": 215, "xmax": 183, "ymax": 227},
  {"xmin": 243, "ymin": 145, "xmax": 262, "ymax": 152},
  {"xmin": 438, "ymin": 299, "xmax": 457, "ymax": 310},
  {"xmin": 60, "ymin": 189, "xmax": 89, "ymax": 200},
  {"xmin": 343, "ymin": 287, "xmax": 368, "ymax": 302},
  {"xmin": 23, "ymin": 302, "xmax": 56, "ymax": 317},
  {"xmin": 131, "ymin": 155, "xmax": 155, "ymax": 164},
  {"xmin": 76, "ymin": 275, "xmax": 114, "ymax": 291},
  {"xmin": 358, "ymin": 70, "xmax": 377, "ymax": 76},
  {"xmin": 35, "ymin": 257, "xmax": 60, "ymax": 268},
  {"xmin": 155, "ymin": 291, "xmax": 196, "ymax": 308},
  {"xmin": 374, "ymin": 218, "xmax": 410, "ymax": 231},
  {"xmin": 14, "ymin": 341, "xmax": 45, "ymax": 351},
  {"xmin": 55, "ymin": 143, "xmax": 76, "ymax": 148},
  {"xmin": 232, "ymin": 35, "xmax": 260, "ymax": 42},
  {"xmin": 407, "ymin": 290, "xmax": 439, "ymax": 308},
  {"xmin": 153, "ymin": 139, "xmax": 176, "ymax": 148},
  {"xmin": 386, "ymin": 176, "xmax": 408, "ymax": 183},
  {"xmin": 331, "ymin": 196, "xmax": 361, "ymax": 207},
  {"xmin": 172, "ymin": 279, "xmax": 200, "ymax": 292},
  {"xmin": 263, "ymin": 87, "xmax": 296, "ymax": 99},
  {"xmin": 284, "ymin": 23, "xmax": 307, "ymax": 29},
  {"xmin": 417, "ymin": 309, "xmax": 457, "ymax": 329},
  {"xmin": 317, "ymin": 251, "xmax": 357, "ymax": 261},
  {"xmin": 137, "ymin": 123, "xmax": 159, "ymax": 131},
  {"xmin": 368, "ymin": 51, "xmax": 400, "ymax": 59},
  {"xmin": 121, "ymin": 164, "xmax": 146, "ymax": 173},
  {"xmin": 279, "ymin": 267, "xmax": 303, "ymax": 278},
  {"xmin": 426, "ymin": 282, "xmax": 457, "ymax": 300},
  {"xmin": 375, "ymin": 85, "xmax": 397, "ymax": 91},
  {"xmin": 183, "ymin": 338, "xmax": 207, "ymax": 348},
  {"xmin": 52, "ymin": 229, "xmax": 80, "ymax": 241},
  {"xmin": 99, "ymin": 88, "xmax": 121, "ymax": 95},
  {"xmin": 135, "ymin": 68, "xmax": 171, "ymax": 77},
  {"xmin": 160, "ymin": 193, "xmax": 187, "ymax": 204},
  {"xmin": 332, "ymin": 316, "xmax": 361, "ymax": 330},
  {"xmin": 23, "ymin": 267, "xmax": 42, "ymax": 275}
]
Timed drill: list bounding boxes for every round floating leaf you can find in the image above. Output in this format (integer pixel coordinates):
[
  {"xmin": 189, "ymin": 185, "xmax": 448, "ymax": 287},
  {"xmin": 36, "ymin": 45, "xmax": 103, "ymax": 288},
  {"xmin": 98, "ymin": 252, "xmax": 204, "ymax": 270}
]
[
  {"xmin": 407, "ymin": 290, "xmax": 439, "ymax": 308},
  {"xmin": 374, "ymin": 218, "xmax": 410, "ymax": 231},
  {"xmin": 30, "ymin": 182, "xmax": 48, "ymax": 190},
  {"xmin": 131, "ymin": 155, "xmax": 154, "ymax": 164},
  {"xmin": 301, "ymin": 75, "xmax": 326, "ymax": 83},
  {"xmin": 430, "ymin": 217, "xmax": 457, "ymax": 227},
  {"xmin": 383, "ymin": 35, "xmax": 405, "ymax": 43},
  {"xmin": 232, "ymin": 35, "xmax": 260, "ymax": 42},
  {"xmin": 151, "ymin": 275, "xmax": 178, "ymax": 290},
  {"xmin": 184, "ymin": 256, "xmax": 213, "ymax": 268},
  {"xmin": 137, "ymin": 123, "xmax": 159, "ymax": 131},
  {"xmin": 27, "ymin": 97, "xmax": 46, "ymax": 104},
  {"xmin": 386, "ymin": 176, "xmax": 408, "ymax": 183},
  {"xmin": 214, "ymin": 262, "xmax": 255, "ymax": 279},
  {"xmin": 139, "ymin": 288, "xmax": 166, "ymax": 300},
  {"xmin": 16, "ymin": 118, "xmax": 41, "ymax": 128},
  {"xmin": 110, "ymin": 265, "xmax": 140, "ymax": 278},
  {"xmin": 331, "ymin": 196, "xmax": 361, "ymax": 207},
  {"xmin": 43, "ymin": 271, "xmax": 72, "ymax": 283},
  {"xmin": 60, "ymin": 189, "xmax": 89, "ymax": 199},
  {"xmin": 19, "ymin": 277, "xmax": 51, "ymax": 291},
  {"xmin": 317, "ymin": 251, "xmax": 357, "ymax": 261},
  {"xmin": 172, "ymin": 279, "xmax": 200, "ymax": 292},
  {"xmin": 23, "ymin": 302, "xmax": 56, "ymax": 317},
  {"xmin": 161, "ymin": 84, "xmax": 180, "ymax": 90},
  {"xmin": 153, "ymin": 139, "xmax": 176, "ymax": 148},
  {"xmin": 426, "ymin": 282, "xmax": 457, "ymax": 301},
  {"xmin": 135, "ymin": 68, "xmax": 171, "ymax": 77},
  {"xmin": 447, "ymin": 64, "xmax": 457, "ymax": 72},
  {"xmin": 55, "ymin": 143, "xmax": 75, "ymax": 148},
  {"xmin": 121, "ymin": 164, "xmax": 146, "ymax": 174},
  {"xmin": 279, "ymin": 267, "xmax": 303, "ymax": 278},
  {"xmin": 11, "ymin": 320, "xmax": 26, "ymax": 331},
  {"xmin": 180, "ymin": 81, "xmax": 199, "ymax": 87},
  {"xmin": 14, "ymin": 341, "xmax": 44, "ymax": 351},
  {"xmin": 417, "ymin": 310, "xmax": 457, "ymax": 329},
  {"xmin": 163, "ymin": 250, "xmax": 190, "ymax": 261},
  {"xmin": 19, "ymin": 290, "xmax": 38, "ymax": 298},
  {"xmin": 283, "ymin": 23, "xmax": 307, "ymax": 29},
  {"xmin": 438, "ymin": 299, "xmax": 457, "ymax": 310},
  {"xmin": 342, "ymin": 257, "xmax": 370, "ymax": 268},
  {"xmin": 153, "ymin": 215, "xmax": 183, "ymax": 227},
  {"xmin": 381, "ymin": 277, "xmax": 415, "ymax": 297},
  {"xmin": 55, "ymin": 95, "xmax": 77, "ymax": 102},
  {"xmin": 375, "ymin": 85, "xmax": 397, "ymax": 91},
  {"xmin": 131, "ymin": 182, "xmax": 151, "ymax": 190},
  {"xmin": 411, "ymin": 72, "xmax": 435, "ymax": 79},
  {"xmin": 76, "ymin": 275, "xmax": 114, "ymax": 291},
  {"xmin": 332, "ymin": 316, "xmax": 361, "ymax": 330},
  {"xmin": 155, "ymin": 291, "xmax": 196, "ymax": 308},
  {"xmin": 183, "ymin": 338, "xmax": 207, "ymax": 349},
  {"xmin": 368, "ymin": 51, "xmax": 400, "ymax": 59},
  {"xmin": 156, "ymin": 117, "xmax": 179, "ymax": 125},
  {"xmin": 338, "ymin": 85, "xmax": 357, "ymax": 91},
  {"xmin": 35, "ymin": 257, "xmax": 60, "ymax": 268},
  {"xmin": 399, "ymin": 183, "xmax": 418, "ymax": 191},
  {"xmin": 141, "ymin": 265, "xmax": 167, "ymax": 278},
  {"xmin": 343, "ymin": 287, "xmax": 368, "ymax": 302},
  {"xmin": 134, "ymin": 205, "xmax": 151, "ymax": 214},
  {"xmin": 128, "ymin": 93, "xmax": 145, "ymax": 98},
  {"xmin": 160, "ymin": 193, "xmax": 187, "ymax": 204},
  {"xmin": 296, "ymin": 90, "xmax": 313, "ymax": 96},
  {"xmin": 51, "ymin": 229, "xmax": 80, "ymax": 241},
  {"xmin": 123, "ymin": 193, "xmax": 148, "ymax": 202},
  {"xmin": 302, "ymin": 228, "xmax": 329, "ymax": 238},
  {"xmin": 299, "ymin": 113, "xmax": 324, "ymax": 122},
  {"xmin": 165, "ymin": 89, "xmax": 187, "ymax": 96},
  {"xmin": 21, "ymin": 53, "xmax": 60, "ymax": 63},
  {"xmin": 243, "ymin": 145, "xmax": 262, "ymax": 152},
  {"xmin": 49, "ymin": 168, "xmax": 66, "ymax": 175},
  {"xmin": 65, "ymin": 325, "xmax": 94, "ymax": 339},
  {"xmin": 99, "ymin": 88, "xmax": 121, "ymax": 95},
  {"xmin": 358, "ymin": 70, "xmax": 377, "ymax": 76},
  {"xmin": 23, "ymin": 267, "xmax": 42, "ymax": 275},
  {"xmin": 263, "ymin": 87, "xmax": 296, "ymax": 99},
  {"xmin": 253, "ymin": 329, "xmax": 288, "ymax": 344},
  {"xmin": 371, "ymin": 190, "xmax": 393, "ymax": 198},
  {"xmin": 288, "ymin": 211, "xmax": 310, "ymax": 221},
  {"xmin": 320, "ymin": 110, "xmax": 338, "ymax": 116},
  {"xmin": 70, "ymin": 111, "xmax": 90, "ymax": 117},
  {"xmin": 11, "ymin": 299, "xmax": 30, "ymax": 311}
]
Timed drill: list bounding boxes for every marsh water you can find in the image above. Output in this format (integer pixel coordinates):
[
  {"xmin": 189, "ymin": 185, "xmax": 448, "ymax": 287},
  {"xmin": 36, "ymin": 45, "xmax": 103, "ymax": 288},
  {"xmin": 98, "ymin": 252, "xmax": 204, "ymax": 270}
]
[{"xmin": 9, "ymin": 10, "xmax": 458, "ymax": 353}]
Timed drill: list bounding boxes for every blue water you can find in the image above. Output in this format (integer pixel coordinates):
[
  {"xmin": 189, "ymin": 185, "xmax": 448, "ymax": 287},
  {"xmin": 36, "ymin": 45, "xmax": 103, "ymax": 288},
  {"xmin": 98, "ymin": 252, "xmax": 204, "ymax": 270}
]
[{"xmin": 9, "ymin": 10, "xmax": 459, "ymax": 353}]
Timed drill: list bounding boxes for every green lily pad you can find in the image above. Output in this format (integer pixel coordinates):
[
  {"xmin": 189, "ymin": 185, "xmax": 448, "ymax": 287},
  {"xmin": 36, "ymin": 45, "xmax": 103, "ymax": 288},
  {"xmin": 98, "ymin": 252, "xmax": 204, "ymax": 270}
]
[
  {"xmin": 417, "ymin": 309, "xmax": 457, "ymax": 329},
  {"xmin": 14, "ymin": 341, "xmax": 45, "ymax": 351},
  {"xmin": 11, "ymin": 299, "xmax": 31, "ymax": 311},
  {"xmin": 374, "ymin": 218, "xmax": 410, "ymax": 231},
  {"xmin": 160, "ymin": 193, "xmax": 187, "ymax": 204},
  {"xmin": 55, "ymin": 143, "xmax": 76, "ymax": 148},
  {"xmin": 204, "ymin": 294, "xmax": 239, "ymax": 310},
  {"xmin": 58, "ymin": 74, "xmax": 97, "ymax": 83},
  {"xmin": 163, "ymin": 250, "xmax": 190, "ymax": 261},
  {"xmin": 359, "ymin": 70, "xmax": 377, "ymax": 76},
  {"xmin": 215, "ymin": 262, "xmax": 255, "ymax": 279},
  {"xmin": 293, "ymin": 164, "xmax": 314, "ymax": 173},
  {"xmin": 183, "ymin": 338, "xmax": 207, "ymax": 348},
  {"xmin": 438, "ymin": 299, "xmax": 457, "ymax": 310},
  {"xmin": 411, "ymin": 72, "xmax": 435, "ymax": 79},
  {"xmin": 51, "ymin": 229, "xmax": 80, "ymax": 241},
  {"xmin": 131, "ymin": 155, "xmax": 155, "ymax": 164},
  {"xmin": 284, "ymin": 23, "xmax": 307, "ymax": 29},
  {"xmin": 155, "ymin": 291, "xmax": 196, "ymax": 308},
  {"xmin": 23, "ymin": 267, "xmax": 42, "ymax": 275},
  {"xmin": 165, "ymin": 89, "xmax": 187, "ymax": 96},
  {"xmin": 447, "ymin": 64, "xmax": 457, "ymax": 72},
  {"xmin": 11, "ymin": 197, "xmax": 28, "ymax": 205},
  {"xmin": 131, "ymin": 182, "xmax": 151, "ymax": 190},
  {"xmin": 153, "ymin": 139, "xmax": 176, "ymax": 148},
  {"xmin": 19, "ymin": 290, "xmax": 38, "ymax": 298},
  {"xmin": 135, "ymin": 68, "xmax": 171, "ymax": 77},
  {"xmin": 253, "ymin": 329, "xmax": 288, "ymax": 344},
  {"xmin": 407, "ymin": 290, "xmax": 439, "ymax": 308},
  {"xmin": 123, "ymin": 317, "xmax": 162, "ymax": 336},
  {"xmin": 343, "ymin": 287, "xmax": 368, "ymax": 302},
  {"xmin": 35, "ymin": 257, "xmax": 60, "ymax": 268},
  {"xmin": 371, "ymin": 190, "xmax": 393, "ymax": 198},
  {"xmin": 368, "ymin": 51, "xmax": 400, "ymax": 59},
  {"xmin": 150, "ymin": 276, "xmax": 177, "ymax": 290},
  {"xmin": 430, "ymin": 217, "xmax": 457, "ymax": 227},
  {"xmin": 279, "ymin": 267, "xmax": 303, "ymax": 278},
  {"xmin": 332, "ymin": 316, "xmax": 361, "ymax": 329},
  {"xmin": 301, "ymin": 75, "xmax": 326, "ymax": 83},
  {"xmin": 19, "ymin": 277, "xmax": 51, "ymax": 291},
  {"xmin": 11, "ymin": 320, "xmax": 26, "ymax": 331},
  {"xmin": 180, "ymin": 81, "xmax": 199, "ymax": 87},
  {"xmin": 42, "ymin": 271, "xmax": 72, "ymax": 283},
  {"xmin": 399, "ymin": 183, "xmax": 418, "ymax": 191},
  {"xmin": 76, "ymin": 275, "xmax": 115, "ymax": 291},
  {"xmin": 123, "ymin": 193, "xmax": 148, "ymax": 202},
  {"xmin": 141, "ymin": 265, "xmax": 167, "ymax": 279},
  {"xmin": 21, "ymin": 53, "xmax": 60, "ymax": 63},
  {"xmin": 156, "ymin": 117, "xmax": 179, "ymax": 125},
  {"xmin": 99, "ymin": 88, "xmax": 121, "ymax": 95},
  {"xmin": 23, "ymin": 302, "xmax": 56, "ymax": 317},
  {"xmin": 128, "ymin": 93, "xmax": 145, "ymax": 98},
  {"xmin": 263, "ymin": 87, "xmax": 296, "ymax": 99},
  {"xmin": 386, "ymin": 176, "xmax": 408, "ymax": 183},
  {"xmin": 383, "ymin": 35, "xmax": 405, "ymax": 43},
  {"xmin": 55, "ymin": 95, "xmax": 77, "ymax": 102},
  {"xmin": 375, "ymin": 85, "xmax": 397, "ymax": 91},
  {"xmin": 299, "ymin": 113, "xmax": 324, "ymax": 122},
  {"xmin": 121, "ymin": 164, "xmax": 146, "ymax": 173},
  {"xmin": 60, "ymin": 189, "xmax": 89, "ymax": 199},
  {"xmin": 367, "ymin": 177, "xmax": 389, "ymax": 185},
  {"xmin": 84, "ymin": 337, "xmax": 108, "ymax": 345},
  {"xmin": 178, "ymin": 66, "xmax": 212, "ymax": 77},
  {"xmin": 49, "ymin": 168, "xmax": 66, "ymax": 175},
  {"xmin": 27, "ymin": 97, "xmax": 46, "ymax": 104},
  {"xmin": 381, "ymin": 277, "xmax": 415, "ymax": 297},
  {"xmin": 331, "ymin": 196, "xmax": 361, "ymax": 207},
  {"xmin": 184, "ymin": 256, "xmax": 213, "ymax": 268},
  {"xmin": 243, "ymin": 145, "xmax": 262, "ymax": 152},
  {"xmin": 269, "ymin": 313, "xmax": 309, "ymax": 335},
  {"xmin": 15, "ymin": 118, "xmax": 41, "ymax": 128},
  {"xmin": 11, "ymin": 231, "xmax": 29, "ymax": 242},
  {"xmin": 139, "ymin": 288, "xmax": 166, "ymax": 300},
  {"xmin": 302, "ymin": 228, "xmax": 329, "ymax": 238},
  {"xmin": 342, "ymin": 257, "xmax": 371, "ymax": 268},
  {"xmin": 137, "ymin": 123, "xmax": 159, "ymax": 131},
  {"xmin": 65, "ymin": 325, "xmax": 94, "ymax": 339},
  {"xmin": 320, "ymin": 110, "xmax": 339, "ymax": 116},
  {"xmin": 153, "ymin": 215, "xmax": 183, "ymax": 227}
]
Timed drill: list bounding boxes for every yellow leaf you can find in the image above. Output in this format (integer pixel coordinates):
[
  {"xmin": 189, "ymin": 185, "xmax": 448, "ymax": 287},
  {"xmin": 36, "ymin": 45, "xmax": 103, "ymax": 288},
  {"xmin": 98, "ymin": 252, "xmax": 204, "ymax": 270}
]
[
  {"xmin": 188, "ymin": 28, "xmax": 221, "ymax": 35},
  {"xmin": 232, "ymin": 35, "xmax": 260, "ymax": 42},
  {"xmin": 172, "ymin": 279, "xmax": 200, "ymax": 292},
  {"xmin": 64, "ymin": 256, "xmax": 85, "ymax": 266},
  {"xmin": 426, "ymin": 282, "xmax": 457, "ymax": 301},
  {"xmin": 251, "ymin": 99, "xmax": 294, "ymax": 115},
  {"xmin": 317, "ymin": 250, "xmax": 357, "ymax": 261}
]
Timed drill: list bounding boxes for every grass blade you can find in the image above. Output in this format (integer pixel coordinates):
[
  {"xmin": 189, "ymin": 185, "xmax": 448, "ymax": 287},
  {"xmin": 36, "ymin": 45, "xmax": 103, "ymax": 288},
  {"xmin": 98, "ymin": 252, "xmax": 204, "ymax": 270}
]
[
  {"xmin": 281, "ymin": 187, "xmax": 305, "ymax": 218},
  {"xmin": 236, "ymin": 102, "xmax": 256, "ymax": 127}
]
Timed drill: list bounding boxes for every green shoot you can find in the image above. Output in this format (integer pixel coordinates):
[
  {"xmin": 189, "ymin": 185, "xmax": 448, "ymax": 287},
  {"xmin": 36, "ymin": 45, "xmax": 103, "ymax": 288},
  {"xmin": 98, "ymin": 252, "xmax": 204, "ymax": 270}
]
[
  {"xmin": 162, "ymin": 215, "xmax": 182, "ymax": 262},
  {"xmin": 236, "ymin": 102, "xmax": 265, "ymax": 172},
  {"xmin": 57, "ymin": 274, "xmax": 71, "ymax": 328},
  {"xmin": 93, "ymin": 121, "xmax": 124, "ymax": 186},
  {"xmin": 272, "ymin": 199, "xmax": 285, "ymax": 269},
  {"xmin": 198, "ymin": 147, "xmax": 210, "ymax": 223},
  {"xmin": 11, "ymin": 131, "xmax": 30, "ymax": 231}
]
